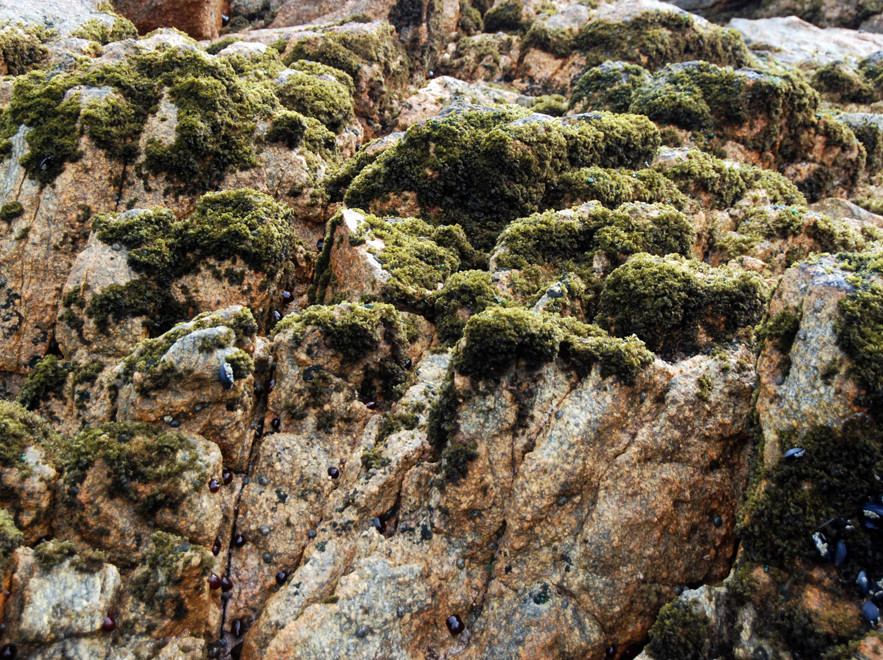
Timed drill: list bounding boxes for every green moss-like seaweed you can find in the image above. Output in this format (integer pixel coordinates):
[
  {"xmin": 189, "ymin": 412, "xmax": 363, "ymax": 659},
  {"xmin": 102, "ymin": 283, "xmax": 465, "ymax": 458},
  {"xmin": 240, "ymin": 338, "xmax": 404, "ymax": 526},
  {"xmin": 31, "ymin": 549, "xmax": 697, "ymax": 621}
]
[
  {"xmin": 274, "ymin": 302, "xmax": 410, "ymax": 364},
  {"xmin": 342, "ymin": 107, "xmax": 661, "ymax": 250},
  {"xmin": 494, "ymin": 202, "xmax": 694, "ymax": 270},
  {"xmin": 0, "ymin": 508, "xmax": 22, "ymax": 570},
  {"xmin": 0, "ymin": 22, "xmax": 52, "ymax": 76},
  {"xmin": 71, "ymin": 16, "xmax": 138, "ymax": 45},
  {"xmin": 56, "ymin": 422, "xmax": 208, "ymax": 514},
  {"xmin": 0, "ymin": 400, "xmax": 59, "ymax": 468},
  {"xmin": 17, "ymin": 355, "xmax": 72, "ymax": 410},
  {"xmin": 598, "ymin": 253, "xmax": 768, "ymax": 355},
  {"xmin": 645, "ymin": 600, "xmax": 713, "ymax": 660},
  {"xmin": 434, "ymin": 270, "xmax": 500, "ymax": 344},
  {"xmin": 573, "ymin": 10, "xmax": 751, "ymax": 71},
  {"xmin": 659, "ymin": 150, "xmax": 805, "ymax": 210}
]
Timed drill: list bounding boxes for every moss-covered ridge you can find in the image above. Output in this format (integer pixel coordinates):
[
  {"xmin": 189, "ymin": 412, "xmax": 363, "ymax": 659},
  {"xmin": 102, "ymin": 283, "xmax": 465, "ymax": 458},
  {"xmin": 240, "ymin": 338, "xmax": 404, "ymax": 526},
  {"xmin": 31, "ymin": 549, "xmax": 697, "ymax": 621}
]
[
  {"xmin": 339, "ymin": 105, "xmax": 661, "ymax": 250},
  {"xmin": 598, "ymin": 253, "xmax": 768, "ymax": 355},
  {"xmin": 0, "ymin": 42, "xmax": 350, "ymax": 188},
  {"xmin": 573, "ymin": 61, "xmax": 864, "ymax": 198},
  {"xmin": 82, "ymin": 190, "xmax": 298, "ymax": 337},
  {"xmin": 494, "ymin": 201, "xmax": 694, "ymax": 271}
]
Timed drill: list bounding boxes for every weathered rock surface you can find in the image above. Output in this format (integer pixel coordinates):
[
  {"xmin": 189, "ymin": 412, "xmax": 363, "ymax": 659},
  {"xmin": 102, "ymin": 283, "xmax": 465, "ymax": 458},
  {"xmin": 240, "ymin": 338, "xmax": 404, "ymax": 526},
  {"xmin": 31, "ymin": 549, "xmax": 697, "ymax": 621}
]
[
  {"xmin": 3, "ymin": 0, "xmax": 883, "ymax": 658},
  {"xmin": 112, "ymin": 0, "xmax": 229, "ymax": 40}
]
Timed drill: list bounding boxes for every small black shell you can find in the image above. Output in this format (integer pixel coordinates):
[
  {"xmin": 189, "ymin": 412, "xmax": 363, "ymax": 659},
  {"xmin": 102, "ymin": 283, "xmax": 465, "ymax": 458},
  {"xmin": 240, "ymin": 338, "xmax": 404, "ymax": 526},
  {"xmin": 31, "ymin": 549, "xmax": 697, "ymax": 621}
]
[
  {"xmin": 219, "ymin": 362, "xmax": 235, "ymax": 390},
  {"xmin": 859, "ymin": 571, "xmax": 871, "ymax": 595},
  {"xmin": 862, "ymin": 600, "xmax": 880, "ymax": 625},
  {"xmin": 784, "ymin": 447, "xmax": 805, "ymax": 460}
]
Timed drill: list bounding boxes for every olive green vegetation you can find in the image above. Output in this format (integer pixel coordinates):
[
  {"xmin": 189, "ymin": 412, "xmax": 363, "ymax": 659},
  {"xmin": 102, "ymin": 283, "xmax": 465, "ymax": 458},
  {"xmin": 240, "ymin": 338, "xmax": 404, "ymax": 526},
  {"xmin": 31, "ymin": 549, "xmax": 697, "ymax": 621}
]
[
  {"xmin": 811, "ymin": 61, "xmax": 876, "ymax": 104},
  {"xmin": 274, "ymin": 302, "xmax": 411, "ymax": 363},
  {"xmin": 0, "ymin": 201, "xmax": 24, "ymax": 221},
  {"xmin": 494, "ymin": 202, "xmax": 694, "ymax": 271},
  {"xmin": 204, "ymin": 36, "xmax": 240, "ymax": 56},
  {"xmin": 738, "ymin": 419, "xmax": 883, "ymax": 570},
  {"xmin": 277, "ymin": 66, "xmax": 355, "ymax": 132},
  {"xmin": 313, "ymin": 211, "xmax": 480, "ymax": 312},
  {"xmin": 0, "ymin": 22, "xmax": 52, "ymax": 76},
  {"xmin": 645, "ymin": 600, "xmax": 713, "ymax": 660},
  {"xmin": 573, "ymin": 10, "xmax": 751, "ymax": 71},
  {"xmin": 658, "ymin": 150, "xmax": 805, "ymax": 210},
  {"xmin": 428, "ymin": 307, "xmax": 652, "ymax": 481},
  {"xmin": 483, "ymin": 0, "xmax": 526, "ymax": 34},
  {"xmin": 120, "ymin": 307, "xmax": 257, "ymax": 394},
  {"xmin": 553, "ymin": 167, "xmax": 689, "ymax": 210},
  {"xmin": 340, "ymin": 107, "xmax": 661, "ymax": 250},
  {"xmin": 757, "ymin": 309, "xmax": 801, "ymax": 356},
  {"xmin": 0, "ymin": 509, "xmax": 22, "ymax": 571},
  {"xmin": 571, "ymin": 61, "xmax": 652, "ymax": 114},
  {"xmin": 836, "ymin": 254, "xmax": 883, "ymax": 411},
  {"xmin": 0, "ymin": 44, "xmax": 349, "ymax": 187},
  {"xmin": 33, "ymin": 539, "xmax": 78, "ymax": 569},
  {"xmin": 282, "ymin": 21, "xmax": 407, "ymax": 128},
  {"xmin": 458, "ymin": 1, "xmax": 484, "ymax": 35},
  {"xmin": 573, "ymin": 60, "xmax": 863, "ymax": 192},
  {"xmin": 711, "ymin": 205, "xmax": 866, "ymax": 263},
  {"xmin": 530, "ymin": 95, "xmax": 569, "ymax": 117},
  {"xmin": 859, "ymin": 53, "xmax": 883, "ymax": 95},
  {"xmin": 434, "ymin": 270, "xmax": 500, "ymax": 344},
  {"xmin": 130, "ymin": 531, "xmax": 212, "ymax": 607},
  {"xmin": 56, "ymin": 422, "xmax": 208, "ymax": 514},
  {"xmin": 598, "ymin": 254, "xmax": 768, "ymax": 355},
  {"xmin": 454, "ymin": 306, "xmax": 654, "ymax": 381},
  {"xmin": 71, "ymin": 15, "xmax": 138, "ymax": 45},
  {"xmin": 17, "ymin": 355, "xmax": 72, "ymax": 410},
  {"xmin": 87, "ymin": 190, "xmax": 297, "ymax": 335},
  {"xmin": 0, "ymin": 399, "xmax": 59, "ymax": 468}
]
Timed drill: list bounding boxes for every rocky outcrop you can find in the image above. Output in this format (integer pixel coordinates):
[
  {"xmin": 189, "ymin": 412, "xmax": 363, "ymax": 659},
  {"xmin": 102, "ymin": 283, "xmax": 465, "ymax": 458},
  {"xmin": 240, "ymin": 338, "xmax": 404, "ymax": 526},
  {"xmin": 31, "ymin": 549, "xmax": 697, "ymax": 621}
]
[
  {"xmin": 112, "ymin": 0, "xmax": 230, "ymax": 40},
  {"xmin": 3, "ymin": 0, "xmax": 883, "ymax": 658}
]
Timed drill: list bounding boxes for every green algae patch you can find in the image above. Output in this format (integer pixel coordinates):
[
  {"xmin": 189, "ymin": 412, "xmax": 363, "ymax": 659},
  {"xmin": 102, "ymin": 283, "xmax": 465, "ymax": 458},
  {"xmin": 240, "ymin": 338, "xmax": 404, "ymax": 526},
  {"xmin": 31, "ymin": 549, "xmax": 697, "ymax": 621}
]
[
  {"xmin": 277, "ymin": 68, "xmax": 354, "ymax": 132},
  {"xmin": 434, "ymin": 270, "xmax": 500, "ymax": 344},
  {"xmin": 645, "ymin": 599, "xmax": 713, "ymax": 660},
  {"xmin": 90, "ymin": 190, "xmax": 298, "ymax": 334},
  {"xmin": 57, "ymin": 422, "xmax": 209, "ymax": 514},
  {"xmin": 17, "ymin": 355, "xmax": 73, "ymax": 410},
  {"xmin": 573, "ymin": 10, "xmax": 751, "ymax": 71},
  {"xmin": 0, "ymin": 400, "xmax": 59, "ymax": 468},
  {"xmin": 598, "ymin": 253, "xmax": 768, "ymax": 355},
  {"xmin": 811, "ymin": 61, "xmax": 876, "ymax": 104},
  {"xmin": 454, "ymin": 306, "xmax": 653, "ymax": 381},
  {"xmin": 494, "ymin": 202, "xmax": 694, "ymax": 271},
  {"xmin": 282, "ymin": 22, "xmax": 408, "ymax": 128},
  {"xmin": 0, "ymin": 22, "xmax": 53, "ymax": 76},
  {"xmin": 553, "ymin": 167, "xmax": 688, "ymax": 210},
  {"xmin": 130, "ymin": 531, "xmax": 212, "ymax": 607},
  {"xmin": 658, "ymin": 150, "xmax": 805, "ymax": 210},
  {"xmin": 738, "ymin": 419, "xmax": 883, "ymax": 569},
  {"xmin": 0, "ymin": 202, "xmax": 24, "ymax": 221},
  {"xmin": 571, "ymin": 61, "xmax": 651, "ymax": 114},
  {"xmin": 0, "ymin": 509, "xmax": 22, "ymax": 571},
  {"xmin": 484, "ymin": 0, "xmax": 527, "ymax": 34},
  {"xmin": 274, "ymin": 302, "xmax": 411, "ymax": 363},
  {"xmin": 342, "ymin": 107, "xmax": 661, "ymax": 250},
  {"xmin": 0, "ymin": 43, "xmax": 349, "ymax": 188},
  {"xmin": 323, "ymin": 212, "xmax": 480, "ymax": 312},
  {"xmin": 71, "ymin": 15, "xmax": 138, "ymax": 45},
  {"xmin": 836, "ymin": 255, "xmax": 883, "ymax": 411}
]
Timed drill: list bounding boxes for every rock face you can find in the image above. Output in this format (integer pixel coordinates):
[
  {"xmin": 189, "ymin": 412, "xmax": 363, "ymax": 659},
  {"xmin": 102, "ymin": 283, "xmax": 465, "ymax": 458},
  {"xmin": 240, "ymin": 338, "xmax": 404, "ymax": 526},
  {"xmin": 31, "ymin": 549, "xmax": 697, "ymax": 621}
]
[
  {"xmin": 112, "ymin": 0, "xmax": 230, "ymax": 40},
  {"xmin": 2, "ymin": 0, "xmax": 883, "ymax": 659}
]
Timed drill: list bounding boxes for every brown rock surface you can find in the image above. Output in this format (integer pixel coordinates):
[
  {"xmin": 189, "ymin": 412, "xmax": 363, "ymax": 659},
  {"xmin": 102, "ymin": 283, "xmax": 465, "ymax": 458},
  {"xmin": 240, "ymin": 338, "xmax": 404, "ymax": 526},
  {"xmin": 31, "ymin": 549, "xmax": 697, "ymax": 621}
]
[{"xmin": 112, "ymin": 0, "xmax": 229, "ymax": 40}]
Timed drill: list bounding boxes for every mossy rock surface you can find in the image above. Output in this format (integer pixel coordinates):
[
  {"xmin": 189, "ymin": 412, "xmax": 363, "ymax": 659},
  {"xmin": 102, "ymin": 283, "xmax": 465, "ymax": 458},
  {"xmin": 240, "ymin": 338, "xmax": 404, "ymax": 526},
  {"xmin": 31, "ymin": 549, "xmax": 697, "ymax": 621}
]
[
  {"xmin": 56, "ymin": 422, "xmax": 210, "ymax": 514},
  {"xmin": 598, "ymin": 253, "xmax": 768, "ymax": 355},
  {"xmin": 0, "ymin": 42, "xmax": 349, "ymax": 187},
  {"xmin": 120, "ymin": 306, "xmax": 257, "ymax": 394},
  {"xmin": 275, "ymin": 302, "xmax": 413, "ymax": 364},
  {"xmin": 341, "ymin": 106, "xmax": 661, "ymax": 250},
  {"xmin": 88, "ymin": 190, "xmax": 298, "ymax": 336},
  {"xmin": 573, "ymin": 9, "xmax": 751, "ymax": 71}
]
